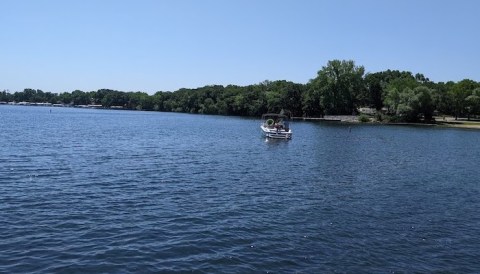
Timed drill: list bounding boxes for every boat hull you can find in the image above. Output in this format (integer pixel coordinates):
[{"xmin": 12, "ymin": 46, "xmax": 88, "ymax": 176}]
[{"xmin": 260, "ymin": 125, "xmax": 292, "ymax": 139}]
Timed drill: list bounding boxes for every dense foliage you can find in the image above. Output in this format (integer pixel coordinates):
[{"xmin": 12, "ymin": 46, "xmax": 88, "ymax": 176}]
[{"xmin": 2, "ymin": 60, "xmax": 480, "ymax": 122}]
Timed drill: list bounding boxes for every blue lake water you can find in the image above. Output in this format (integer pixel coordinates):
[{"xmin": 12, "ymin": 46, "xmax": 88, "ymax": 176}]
[{"xmin": 1, "ymin": 105, "xmax": 480, "ymax": 273}]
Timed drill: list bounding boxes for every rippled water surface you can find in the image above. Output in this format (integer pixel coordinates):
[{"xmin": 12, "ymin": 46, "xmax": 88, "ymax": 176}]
[{"xmin": 1, "ymin": 105, "xmax": 480, "ymax": 273}]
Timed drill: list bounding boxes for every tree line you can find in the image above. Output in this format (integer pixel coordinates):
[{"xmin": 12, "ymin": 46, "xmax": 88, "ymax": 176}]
[{"xmin": 2, "ymin": 59, "xmax": 479, "ymax": 122}]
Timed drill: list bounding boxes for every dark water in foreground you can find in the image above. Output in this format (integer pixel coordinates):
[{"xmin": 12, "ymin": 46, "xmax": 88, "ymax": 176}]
[{"xmin": 1, "ymin": 105, "xmax": 480, "ymax": 273}]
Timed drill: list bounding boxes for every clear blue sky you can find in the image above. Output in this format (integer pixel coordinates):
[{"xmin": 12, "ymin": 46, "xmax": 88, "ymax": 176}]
[{"xmin": 1, "ymin": 0, "xmax": 479, "ymax": 94}]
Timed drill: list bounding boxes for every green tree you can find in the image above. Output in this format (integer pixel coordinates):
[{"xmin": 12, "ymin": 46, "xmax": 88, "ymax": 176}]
[
  {"xmin": 364, "ymin": 73, "xmax": 384, "ymax": 110},
  {"xmin": 364, "ymin": 70, "xmax": 423, "ymax": 111},
  {"xmin": 71, "ymin": 90, "xmax": 90, "ymax": 105},
  {"xmin": 384, "ymin": 87, "xmax": 402, "ymax": 114},
  {"xmin": 450, "ymin": 79, "xmax": 478, "ymax": 120},
  {"xmin": 199, "ymin": 98, "xmax": 217, "ymax": 114},
  {"xmin": 1, "ymin": 90, "xmax": 9, "ymax": 101},
  {"xmin": 432, "ymin": 82, "xmax": 454, "ymax": 115},
  {"xmin": 263, "ymin": 80, "xmax": 304, "ymax": 116},
  {"xmin": 99, "ymin": 89, "xmax": 127, "ymax": 107},
  {"xmin": 152, "ymin": 91, "xmax": 166, "ymax": 111},
  {"xmin": 385, "ymin": 86, "xmax": 434, "ymax": 122},
  {"xmin": 415, "ymin": 86, "xmax": 435, "ymax": 121},
  {"xmin": 302, "ymin": 84, "xmax": 324, "ymax": 117},
  {"xmin": 310, "ymin": 60, "xmax": 365, "ymax": 115},
  {"xmin": 465, "ymin": 88, "xmax": 480, "ymax": 120}
]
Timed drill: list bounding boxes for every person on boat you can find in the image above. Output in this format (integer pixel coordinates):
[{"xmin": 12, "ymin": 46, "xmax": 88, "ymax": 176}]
[{"xmin": 274, "ymin": 118, "xmax": 284, "ymax": 131}]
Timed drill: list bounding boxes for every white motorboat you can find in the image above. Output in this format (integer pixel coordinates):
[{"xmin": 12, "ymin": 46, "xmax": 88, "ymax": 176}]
[{"xmin": 260, "ymin": 113, "xmax": 292, "ymax": 139}]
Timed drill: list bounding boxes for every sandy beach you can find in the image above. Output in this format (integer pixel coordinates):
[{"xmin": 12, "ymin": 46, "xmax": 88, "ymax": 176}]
[{"xmin": 295, "ymin": 115, "xmax": 480, "ymax": 130}]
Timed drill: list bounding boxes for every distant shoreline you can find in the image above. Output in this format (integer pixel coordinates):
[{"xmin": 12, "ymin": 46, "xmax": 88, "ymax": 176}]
[{"xmin": 3, "ymin": 103, "xmax": 480, "ymax": 130}]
